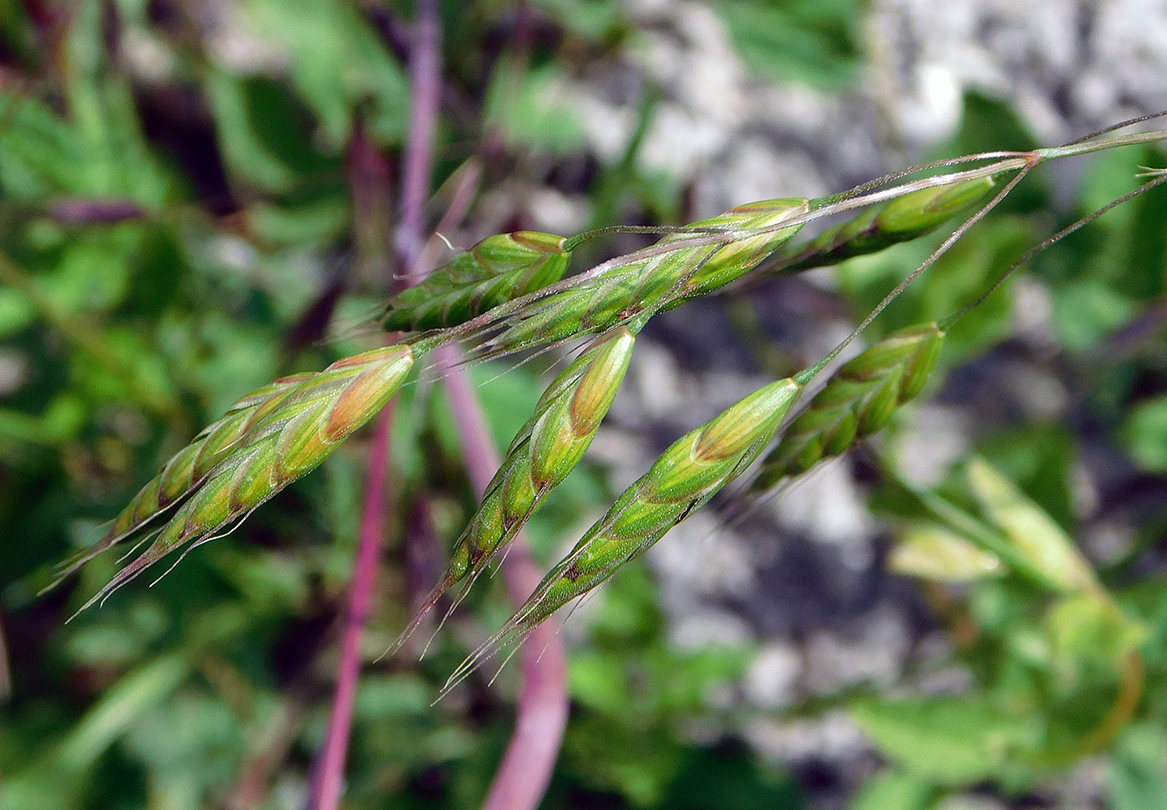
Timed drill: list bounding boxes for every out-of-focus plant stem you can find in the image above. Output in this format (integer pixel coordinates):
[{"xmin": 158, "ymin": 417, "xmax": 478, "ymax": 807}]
[
  {"xmin": 310, "ymin": 405, "xmax": 396, "ymax": 810},
  {"xmin": 428, "ymin": 4, "xmax": 568, "ymax": 805},
  {"xmin": 439, "ymin": 351, "xmax": 569, "ymax": 810},
  {"xmin": 0, "ymin": 611, "xmax": 11, "ymax": 702},
  {"xmin": 397, "ymin": 0, "xmax": 441, "ymax": 282},
  {"xmin": 313, "ymin": 2, "xmax": 567, "ymax": 806},
  {"xmin": 310, "ymin": 1, "xmax": 441, "ymax": 808}
]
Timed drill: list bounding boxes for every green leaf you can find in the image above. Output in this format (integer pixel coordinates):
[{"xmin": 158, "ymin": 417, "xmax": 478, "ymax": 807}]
[
  {"xmin": 890, "ymin": 524, "xmax": 1004, "ymax": 582},
  {"xmin": 656, "ymin": 746, "xmax": 803, "ymax": 810},
  {"xmin": 1045, "ymin": 592, "xmax": 1148, "ymax": 672},
  {"xmin": 533, "ymin": 0, "xmax": 626, "ymax": 41},
  {"xmin": 205, "ymin": 70, "xmax": 339, "ymax": 191},
  {"xmin": 1051, "ymin": 277, "xmax": 1136, "ymax": 352},
  {"xmin": 0, "ymin": 287, "xmax": 35, "ymax": 336},
  {"xmin": 0, "ymin": 94, "xmax": 87, "ymax": 196},
  {"xmin": 974, "ymin": 424, "xmax": 1077, "ymax": 536},
  {"xmin": 565, "ymin": 710, "xmax": 686, "ymax": 806},
  {"xmin": 720, "ymin": 0, "xmax": 860, "ymax": 88},
  {"xmin": 1123, "ymin": 395, "xmax": 1167, "ymax": 472},
  {"xmin": 964, "ymin": 457, "xmax": 1099, "ymax": 595},
  {"xmin": 57, "ymin": 654, "xmax": 190, "ymax": 772},
  {"xmin": 851, "ymin": 696, "xmax": 1040, "ymax": 786},
  {"xmin": 122, "ymin": 693, "xmax": 242, "ymax": 789},
  {"xmin": 484, "ymin": 60, "xmax": 585, "ymax": 154},
  {"xmin": 354, "ymin": 673, "xmax": 433, "ymax": 718},
  {"xmin": 248, "ymin": 197, "xmax": 350, "ymax": 246},
  {"xmin": 848, "ymin": 770, "xmax": 932, "ymax": 810},
  {"xmin": 1111, "ymin": 724, "xmax": 1167, "ymax": 810},
  {"xmin": 240, "ymin": 0, "xmax": 409, "ymax": 147}
]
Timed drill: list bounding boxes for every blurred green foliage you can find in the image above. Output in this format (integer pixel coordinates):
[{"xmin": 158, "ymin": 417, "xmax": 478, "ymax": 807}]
[{"xmin": 3, "ymin": 2, "xmax": 1167, "ymax": 810}]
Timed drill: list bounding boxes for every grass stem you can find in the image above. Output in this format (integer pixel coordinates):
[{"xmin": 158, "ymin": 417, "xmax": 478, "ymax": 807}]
[{"xmin": 311, "ymin": 1, "xmax": 441, "ymax": 807}]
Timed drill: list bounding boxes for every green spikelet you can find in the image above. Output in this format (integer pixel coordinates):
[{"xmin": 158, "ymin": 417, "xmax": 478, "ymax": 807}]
[
  {"xmin": 459, "ymin": 327, "xmax": 636, "ymax": 571},
  {"xmin": 392, "ymin": 328, "xmax": 636, "ymax": 652},
  {"xmin": 656, "ymin": 198, "xmax": 813, "ymax": 301},
  {"xmin": 382, "ymin": 231, "xmax": 571, "ymax": 331},
  {"xmin": 752, "ymin": 323, "xmax": 945, "ymax": 491},
  {"xmin": 484, "ymin": 199, "xmax": 809, "ymax": 356},
  {"xmin": 777, "ymin": 177, "xmax": 995, "ymax": 273},
  {"xmin": 72, "ymin": 345, "xmax": 415, "ymax": 613},
  {"xmin": 50, "ymin": 372, "xmax": 316, "ymax": 586},
  {"xmin": 445, "ymin": 376, "xmax": 803, "ymax": 685}
]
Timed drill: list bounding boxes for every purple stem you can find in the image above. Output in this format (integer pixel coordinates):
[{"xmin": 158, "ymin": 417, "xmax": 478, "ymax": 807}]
[
  {"xmin": 309, "ymin": 2, "xmax": 442, "ymax": 808},
  {"xmin": 397, "ymin": 0, "xmax": 441, "ymax": 281},
  {"xmin": 437, "ymin": 346, "xmax": 569, "ymax": 810},
  {"xmin": 0, "ymin": 610, "xmax": 10, "ymax": 702},
  {"xmin": 48, "ymin": 198, "xmax": 148, "ymax": 225},
  {"xmin": 309, "ymin": 406, "xmax": 394, "ymax": 810}
]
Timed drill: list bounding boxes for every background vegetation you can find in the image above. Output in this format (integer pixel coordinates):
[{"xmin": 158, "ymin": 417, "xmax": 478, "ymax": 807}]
[{"xmin": 2, "ymin": 1, "xmax": 1167, "ymax": 809}]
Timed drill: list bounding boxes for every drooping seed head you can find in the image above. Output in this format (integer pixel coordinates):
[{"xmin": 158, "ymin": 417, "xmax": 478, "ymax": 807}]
[
  {"xmin": 439, "ymin": 330, "xmax": 635, "ymax": 584},
  {"xmin": 382, "ymin": 231, "xmax": 571, "ymax": 332},
  {"xmin": 876, "ymin": 176, "xmax": 1000, "ymax": 236},
  {"xmin": 72, "ymin": 345, "xmax": 415, "ymax": 612},
  {"xmin": 753, "ymin": 323, "xmax": 945, "ymax": 490},
  {"xmin": 442, "ymin": 375, "xmax": 804, "ymax": 689},
  {"xmin": 659, "ymin": 198, "xmax": 809, "ymax": 298},
  {"xmin": 49, "ymin": 373, "xmax": 316, "ymax": 586},
  {"xmin": 528, "ymin": 328, "xmax": 636, "ymax": 482}
]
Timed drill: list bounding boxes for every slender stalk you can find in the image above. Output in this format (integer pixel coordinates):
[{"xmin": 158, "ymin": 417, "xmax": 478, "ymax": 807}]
[
  {"xmin": 0, "ymin": 610, "xmax": 10, "ymax": 702},
  {"xmin": 794, "ymin": 159, "xmax": 1036, "ymax": 385},
  {"xmin": 310, "ymin": 408, "xmax": 394, "ymax": 810},
  {"xmin": 398, "ymin": 0, "xmax": 441, "ymax": 283},
  {"xmin": 311, "ymin": 2, "xmax": 442, "ymax": 807},
  {"xmin": 437, "ymin": 345, "xmax": 569, "ymax": 810}
]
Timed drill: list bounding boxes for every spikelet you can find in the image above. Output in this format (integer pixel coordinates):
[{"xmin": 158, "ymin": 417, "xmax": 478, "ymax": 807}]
[
  {"xmin": 752, "ymin": 323, "xmax": 945, "ymax": 491},
  {"xmin": 655, "ymin": 197, "xmax": 813, "ymax": 301},
  {"xmin": 72, "ymin": 345, "xmax": 415, "ymax": 613},
  {"xmin": 445, "ymin": 376, "xmax": 803, "ymax": 687},
  {"xmin": 482, "ymin": 199, "xmax": 809, "ymax": 356},
  {"xmin": 391, "ymin": 328, "xmax": 635, "ymax": 652},
  {"xmin": 777, "ymin": 177, "xmax": 995, "ymax": 273},
  {"xmin": 50, "ymin": 373, "xmax": 316, "ymax": 587},
  {"xmin": 382, "ymin": 231, "xmax": 571, "ymax": 332}
]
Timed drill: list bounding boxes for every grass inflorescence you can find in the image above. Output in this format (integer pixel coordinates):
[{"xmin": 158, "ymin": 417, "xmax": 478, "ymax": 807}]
[{"xmin": 57, "ymin": 115, "xmax": 1167, "ymax": 695}]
